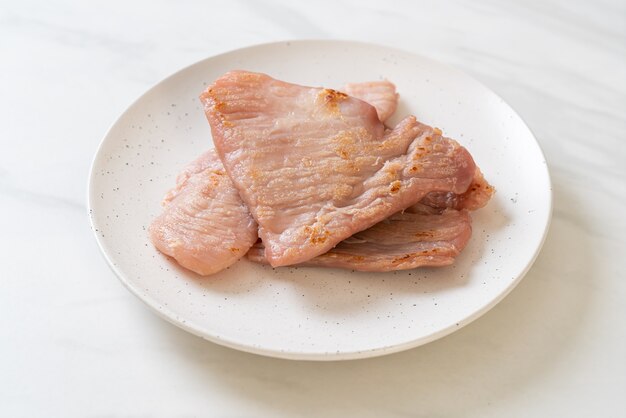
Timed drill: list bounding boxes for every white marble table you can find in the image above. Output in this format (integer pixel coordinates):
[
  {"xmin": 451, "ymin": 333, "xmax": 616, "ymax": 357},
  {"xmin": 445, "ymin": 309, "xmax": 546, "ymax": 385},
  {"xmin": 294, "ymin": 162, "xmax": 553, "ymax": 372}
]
[{"xmin": 2, "ymin": 0, "xmax": 624, "ymax": 416}]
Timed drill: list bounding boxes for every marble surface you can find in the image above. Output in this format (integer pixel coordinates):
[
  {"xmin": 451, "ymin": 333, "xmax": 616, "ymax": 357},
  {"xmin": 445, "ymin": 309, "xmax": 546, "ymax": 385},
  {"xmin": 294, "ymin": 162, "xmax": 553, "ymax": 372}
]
[{"xmin": 1, "ymin": 0, "xmax": 624, "ymax": 416}]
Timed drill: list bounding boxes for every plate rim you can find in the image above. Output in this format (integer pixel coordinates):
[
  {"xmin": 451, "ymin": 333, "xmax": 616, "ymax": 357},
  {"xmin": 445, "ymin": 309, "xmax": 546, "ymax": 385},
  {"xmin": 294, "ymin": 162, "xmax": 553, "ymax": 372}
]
[{"xmin": 87, "ymin": 39, "xmax": 553, "ymax": 361}]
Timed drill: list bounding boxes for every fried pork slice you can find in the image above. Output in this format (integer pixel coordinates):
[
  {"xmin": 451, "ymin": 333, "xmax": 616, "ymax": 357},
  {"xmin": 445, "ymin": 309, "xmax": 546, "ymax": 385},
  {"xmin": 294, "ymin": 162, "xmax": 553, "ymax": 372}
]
[
  {"xmin": 201, "ymin": 71, "xmax": 476, "ymax": 267},
  {"xmin": 247, "ymin": 207, "xmax": 472, "ymax": 272},
  {"xmin": 149, "ymin": 150, "xmax": 258, "ymax": 275},
  {"xmin": 420, "ymin": 168, "xmax": 494, "ymax": 211},
  {"xmin": 343, "ymin": 80, "xmax": 399, "ymax": 122}
]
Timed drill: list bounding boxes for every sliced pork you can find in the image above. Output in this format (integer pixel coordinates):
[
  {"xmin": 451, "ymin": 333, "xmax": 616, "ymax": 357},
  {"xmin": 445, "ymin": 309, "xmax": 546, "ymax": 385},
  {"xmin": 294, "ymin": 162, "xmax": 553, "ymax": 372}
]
[
  {"xmin": 420, "ymin": 168, "xmax": 494, "ymax": 211},
  {"xmin": 201, "ymin": 71, "xmax": 477, "ymax": 267},
  {"xmin": 247, "ymin": 208, "xmax": 472, "ymax": 272},
  {"xmin": 149, "ymin": 150, "xmax": 258, "ymax": 275},
  {"xmin": 343, "ymin": 80, "xmax": 399, "ymax": 122}
]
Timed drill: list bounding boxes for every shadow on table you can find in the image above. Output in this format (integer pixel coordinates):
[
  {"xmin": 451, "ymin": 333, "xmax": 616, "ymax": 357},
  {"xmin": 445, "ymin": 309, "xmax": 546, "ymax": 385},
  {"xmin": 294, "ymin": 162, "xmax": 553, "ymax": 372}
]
[{"xmin": 161, "ymin": 179, "xmax": 594, "ymax": 417}]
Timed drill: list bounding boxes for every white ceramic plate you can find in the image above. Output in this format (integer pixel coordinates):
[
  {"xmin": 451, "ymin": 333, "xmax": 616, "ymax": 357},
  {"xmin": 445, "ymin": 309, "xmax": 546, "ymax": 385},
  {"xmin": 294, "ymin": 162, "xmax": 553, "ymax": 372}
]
[{"xmin": 89, "ymin": 40, "xmax": 551, "ymax": 360}]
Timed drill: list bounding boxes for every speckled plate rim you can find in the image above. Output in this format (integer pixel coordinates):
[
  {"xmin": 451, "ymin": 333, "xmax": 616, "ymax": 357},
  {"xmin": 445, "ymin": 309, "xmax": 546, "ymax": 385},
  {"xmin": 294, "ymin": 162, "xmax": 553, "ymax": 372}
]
[{"xmin": 88, "ymin": 40, "xmax": 552, "ymax": 361}]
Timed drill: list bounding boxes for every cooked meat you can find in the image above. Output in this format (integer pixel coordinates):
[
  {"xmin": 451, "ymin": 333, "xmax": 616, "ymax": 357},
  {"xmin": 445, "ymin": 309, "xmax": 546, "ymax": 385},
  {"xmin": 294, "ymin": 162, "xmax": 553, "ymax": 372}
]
[
  {"xmin": 420, "ymin": 167, "xmax": 495, "ymax": 210},
  {"xmin": 149, "ymin": 150, "xmax": 258, "ymax": 275},
  {"xmin": 420, "ymin": 168, "xmax": 494, "ymax": 211},
  {"xmin": 345, "ymin": 81, "xmax": 493, "ymax": 211},
  {"xmin": 247, "ymin": 208, "xmax": 472, "ymax": 272},
  {"xmin": 344, "ymin": 82, "xmax": 493, "ymax": 212},
  {"xmin": 343, "ymin": 80, "xmax": 399, "ymax": 122},
  {"xmin": 201, "ymin": 71, "xmax": 477, "ymax": 267}
]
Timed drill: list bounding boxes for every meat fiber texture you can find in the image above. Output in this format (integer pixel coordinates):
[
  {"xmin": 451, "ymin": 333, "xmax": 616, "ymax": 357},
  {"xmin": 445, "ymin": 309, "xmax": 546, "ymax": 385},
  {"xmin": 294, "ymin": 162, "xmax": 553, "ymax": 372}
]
[
  {"xmin": 344, "ymin": 80, "xmax": 399, "ymax": 123},
  {"xmin": 149, "ymin": 150, "xmax": 258, "ymax": 275},
  {"xmin": 247, "ymin": 206, "xmax": 472, "ymax": 272},
  {"xmin": 201, "ymin": 71, "xmax": 477, "ymax": 267},
  {"xmin": 246, "ymin": 181, "xmax": 493, "ymax": 271},
  {"xmin": 421, "ymin": 168, "xmax": 494, "ymax": 211}
]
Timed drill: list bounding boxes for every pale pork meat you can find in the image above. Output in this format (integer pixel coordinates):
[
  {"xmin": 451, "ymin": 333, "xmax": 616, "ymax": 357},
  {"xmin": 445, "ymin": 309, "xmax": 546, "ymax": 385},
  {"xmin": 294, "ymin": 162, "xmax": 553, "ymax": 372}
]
[
  {"xmin": 343, "ymin": 80, "xmax": 399, "ymax": 122},
  {"xmin": 344, "ymin": 82, "xmax": 493, "ymax": 211},
  {"xmin": 247, "ymin": 207, "xmax": 472, "ymax": 272},
  {"xmin": 149, "ymin": 150, "xmax": 258, "ymax": 275},
  {"xmin": 345, "ymin": 81, "xmax": 493, "ymax": 211},
  {"xmin": 421, "ymin": 168, "xmax": 494, "ymax": 211},
  {"xmin": 201, "ymin": 71, "xmax": 477, "ymax": 267}
]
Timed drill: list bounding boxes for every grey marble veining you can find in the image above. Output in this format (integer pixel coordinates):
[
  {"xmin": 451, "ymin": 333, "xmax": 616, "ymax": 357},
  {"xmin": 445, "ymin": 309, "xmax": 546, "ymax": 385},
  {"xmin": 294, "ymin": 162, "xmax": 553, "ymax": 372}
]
[{"xmin": 1, "ymin": 0, "xmax": 624, "ymax": 416}]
